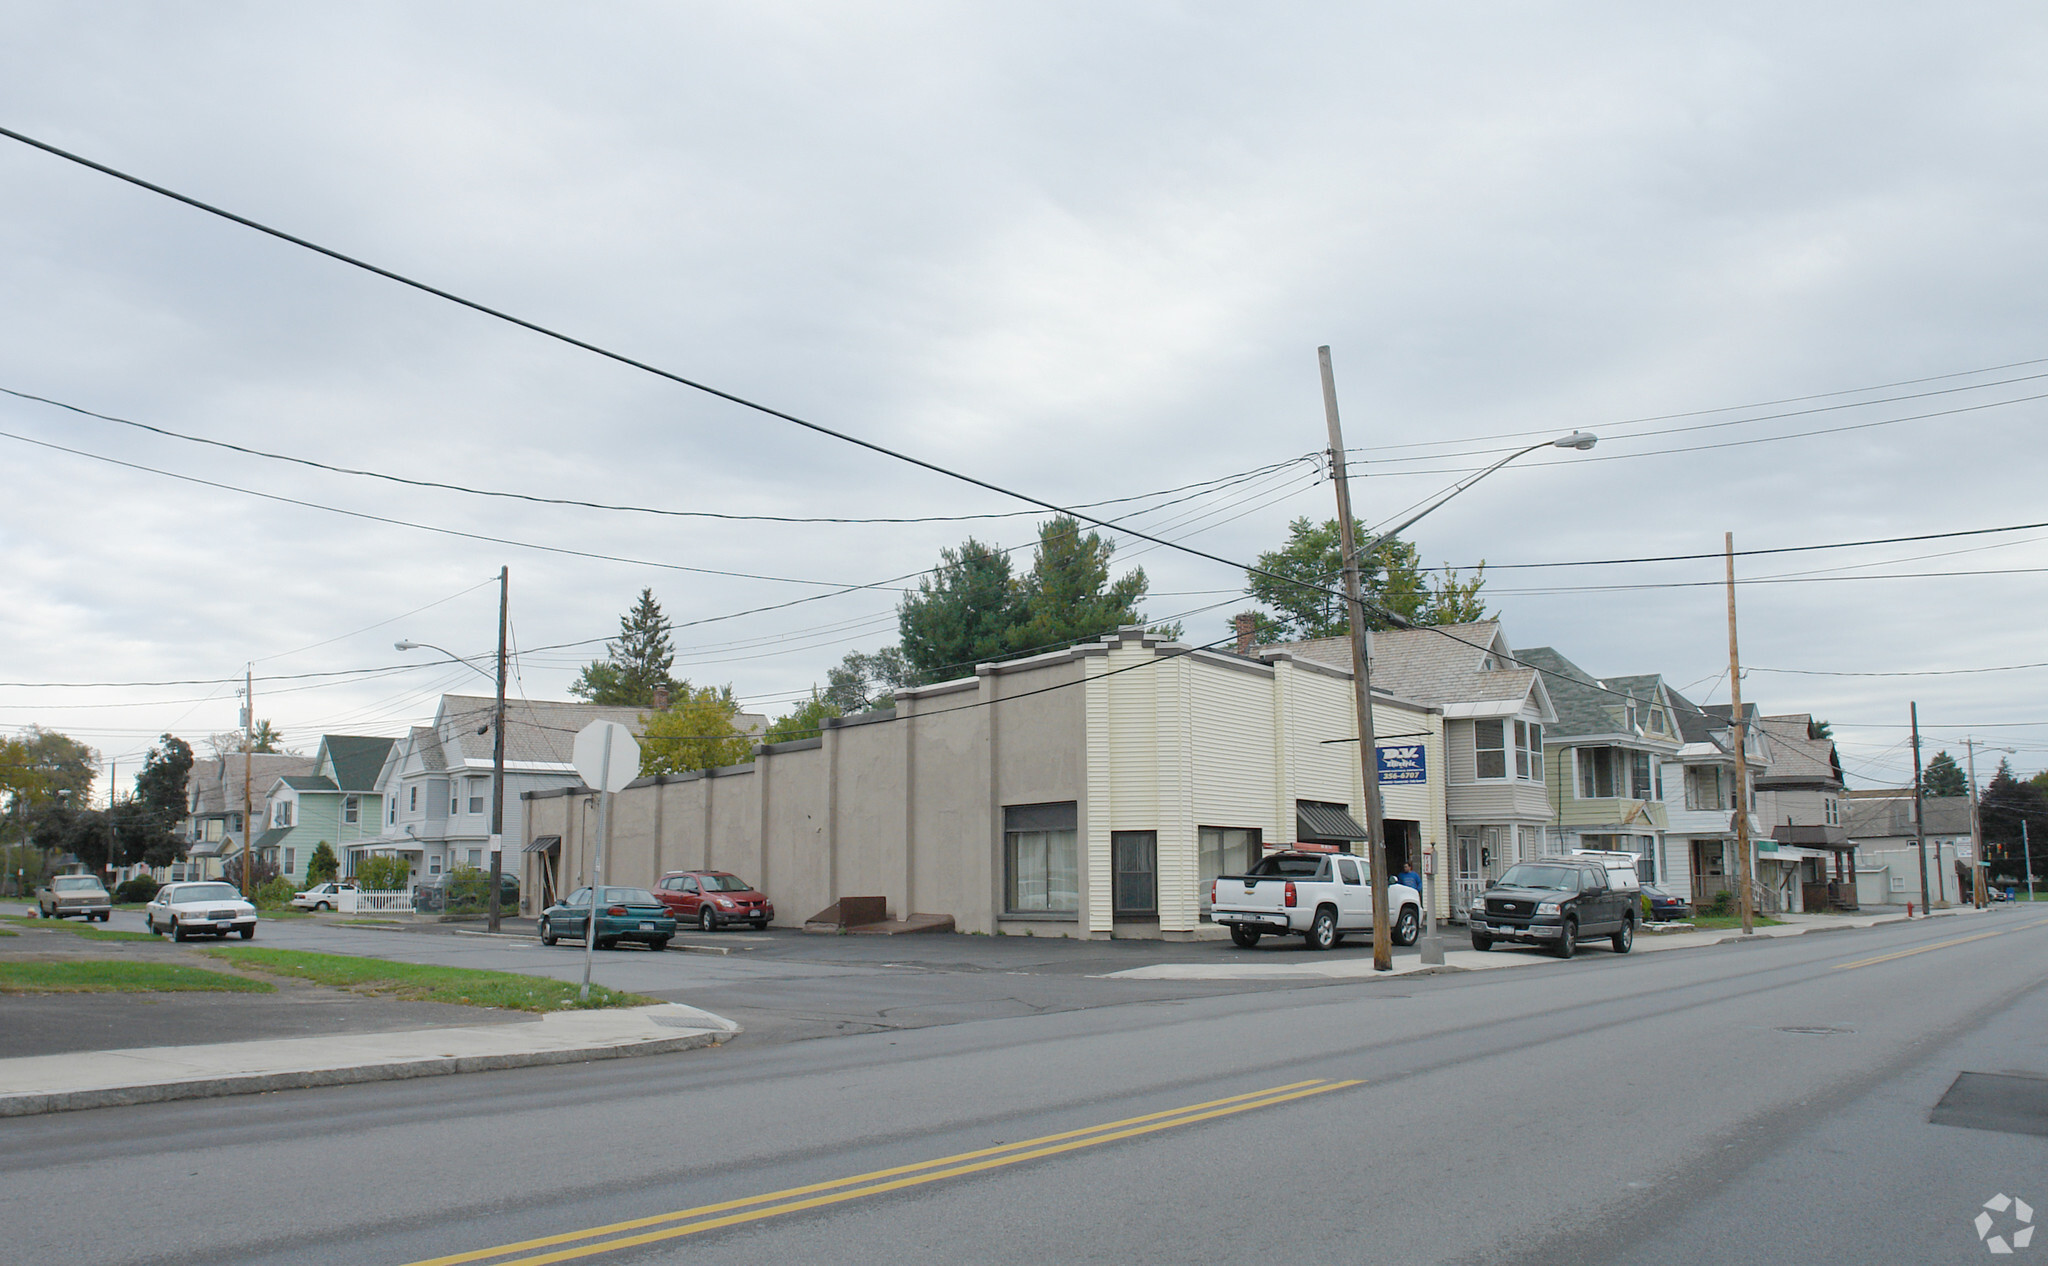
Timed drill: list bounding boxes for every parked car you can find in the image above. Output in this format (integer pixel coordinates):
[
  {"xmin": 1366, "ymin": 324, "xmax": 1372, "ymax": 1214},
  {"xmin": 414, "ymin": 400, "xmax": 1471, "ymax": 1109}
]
[
  {"xmin": 652, "ymin": 870, "xmax": 774, "ymax": 931},
  {"xmin": 537, "ymin": 886, "xmax": 675, "ymax": 951},
  {"xmin": 289, "ymin": 880, "xmax": 356, "ymax": 912},
  {"xmin": 36, "ymin": 874, "xmax": 112, "ymax": 922},
  {"xmin": 411, "ymin": 871, "xmax": 520, "ymax": 913},
  {"xmin": 1208, "ymin": 846, "xmax": 1422, "ymax": 950},
  {"xmin": 145, "ymin": 881, "xmax": 259, "ymax": 941},
  {"xmin": 1467, "ymin": 858, "xmax": 1636, "ymax": 958},
  {"xmin": 1640, "ymin": 884, "xmax": 1691, "ymax": 922}
]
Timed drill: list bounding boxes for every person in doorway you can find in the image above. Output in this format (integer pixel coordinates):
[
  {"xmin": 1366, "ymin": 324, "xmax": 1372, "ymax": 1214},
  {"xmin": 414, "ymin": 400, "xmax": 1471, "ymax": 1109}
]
[{"xmin": 1396, "ymin": 864, "xmax": 1422, "ymax": 893}]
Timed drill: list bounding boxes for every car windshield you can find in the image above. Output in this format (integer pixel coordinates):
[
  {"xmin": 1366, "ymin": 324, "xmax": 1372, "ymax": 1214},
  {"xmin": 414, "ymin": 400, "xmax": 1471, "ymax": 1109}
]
[
  {"xmin": 53, "ymin": 876, "xmax": 105, "ymax": 891},
  {"xmin": 1246, "ymin": 854, "xmax": 1329, "ymax": 879},
  {"xmin": 175, "ymin": 884, "xmax": 243, "ymax": 902},
  {"xmin": 603, "ymin": 887, "xmax": 659, "ymax": 905},
  {"xmin": 698, "ymin": 873, "xmax": 755, "ymax": 893},
  {"xmin": 1496, "ymin": 865, "xmax": 1582, "ymax": 892}
]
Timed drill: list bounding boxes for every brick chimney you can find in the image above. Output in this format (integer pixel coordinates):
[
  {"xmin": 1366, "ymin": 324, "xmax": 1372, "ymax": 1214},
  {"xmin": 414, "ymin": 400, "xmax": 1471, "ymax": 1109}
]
[
  {"xmin": 652, "ymin": 685, "xmax": 671, "ymax": 710},
  {"xmin": 1234, "ymin": 613, "xmax": 1256, "ymax": 658}
]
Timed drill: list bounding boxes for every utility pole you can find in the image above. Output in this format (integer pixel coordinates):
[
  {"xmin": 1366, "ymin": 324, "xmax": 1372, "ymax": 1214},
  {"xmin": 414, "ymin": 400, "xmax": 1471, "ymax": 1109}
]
[
  {"xmin": 1318, "ymin": 346, "xmax": 1392, "ymax": 972},
  {"xmin": 1725, "ymin": 533, "xmax": 1754, "ymax": 935},
  {"xmin": 241, "ymin": 663, "xmax": 254, "ymax": 900},
  {"xmin": 488, "ymin": 566, "xmax": 509, "ymax": 933},
  {"xmin": 1911, "ymin": 702, "xmax": 1930, "ymax": 915},
  {"xmin": 105, "ymin": 756, "xmax": 116, "ymax": 885},
  {"xmin": 2024, "ymin": 819, "xmax": 2035, "ymax": 905},
  {"xmin": 1964, "ymin": 738, "xmax": 1983, "ymax": 908}
]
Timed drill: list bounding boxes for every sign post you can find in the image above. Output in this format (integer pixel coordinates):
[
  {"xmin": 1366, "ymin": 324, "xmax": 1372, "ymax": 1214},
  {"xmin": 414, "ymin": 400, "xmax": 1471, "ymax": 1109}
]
[{"xmin": 571, "ymin": 719, "xmax": 640, "ymax": 1002}]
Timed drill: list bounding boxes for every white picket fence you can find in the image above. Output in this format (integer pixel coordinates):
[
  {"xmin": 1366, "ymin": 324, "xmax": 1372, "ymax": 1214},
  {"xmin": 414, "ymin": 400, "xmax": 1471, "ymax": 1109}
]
[{"xmin": 337, "ymin": 888, "xmax": 412, "ymax": 914}]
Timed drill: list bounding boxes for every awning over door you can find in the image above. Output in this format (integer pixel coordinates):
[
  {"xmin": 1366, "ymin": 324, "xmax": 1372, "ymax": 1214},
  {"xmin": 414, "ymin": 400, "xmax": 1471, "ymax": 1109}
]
[
  {"xmin": 523, "ymin": 834, "xmax": 562, "ymax": 854},
  {"xmin": 1296, "ymin": 802, "xmax": 1369, "ymax": 841}
]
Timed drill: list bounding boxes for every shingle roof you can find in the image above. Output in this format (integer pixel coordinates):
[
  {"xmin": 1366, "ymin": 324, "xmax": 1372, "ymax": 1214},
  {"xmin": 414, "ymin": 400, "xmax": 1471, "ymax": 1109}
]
[
  {"xmin": 1844, "ymin": 791, "xmax": 1972, "ymax": 839},
  {"xmin": 185, "ymin": 754, "xmax": 317, "ymax": 816},
  {"xmin": 436, "ymin": 695, "xmax": 651, "ymax": 768},
  {"xmin": 1277, "ymin": 621, "xmax": 1544, "ymax": 712},
  {"xmin": 1753, "ymin": 714, "xmax": 1842, "ymax": 788},
  {"xmin": 1514, "ymin": 647, "xmax": 1617, "ymax": 736},
  {"xmin": 411, "ymin": 726, "xmax": 446, "ymax": 773},
  {"xmin": 279, "ymin": 775, "xmax": 338, "ymax": 793},
  {"xmin": 321, "ymin": 735, "xmax": 395, "ymax": 792}
]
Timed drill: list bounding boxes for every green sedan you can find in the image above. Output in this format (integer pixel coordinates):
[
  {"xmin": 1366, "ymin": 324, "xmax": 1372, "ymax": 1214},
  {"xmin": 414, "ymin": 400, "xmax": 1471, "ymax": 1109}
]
[{"xmin": 538, "ymin": 886, "xmax": 676, "ymax": 951}]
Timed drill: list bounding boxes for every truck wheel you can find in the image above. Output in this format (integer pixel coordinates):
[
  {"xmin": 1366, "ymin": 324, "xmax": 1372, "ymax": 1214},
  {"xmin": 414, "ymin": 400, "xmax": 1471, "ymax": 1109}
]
[
  {"xmin": 1470, "ymin": 932, "xmax": 1493, "ymax": 952},
  {"xmin": 1554, "ymin": 918, "xmax": 1578, "ymax": 959},
  {"xmin": 1228, "ymin": 925, "xmax": 1261, "ymax": 948},
  {"xmin": 1612, "ymin": 915, "xmax": 1634, "ymax": 954},
  {"xmin": 1305, "ymin": 907, "xmax": 1339, "ymax": 951},
  {"xmin": 1393, "ymin": 905, "xmax": 1420, "ymax": 946}
]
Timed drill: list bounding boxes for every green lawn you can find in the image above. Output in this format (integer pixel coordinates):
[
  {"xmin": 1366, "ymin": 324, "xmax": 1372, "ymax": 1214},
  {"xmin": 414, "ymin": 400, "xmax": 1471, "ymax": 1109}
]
[
  {"xmin": 1678, "ymin": 913, "xmax": 1786, "ymax": 930},
  {"xmin": 0, "ymin": 960, "xmax": 276, "ymax": 994},
  {"xmin": 200, "ymin": 946, "xmax": 653, "ymax": 1011},
  {"xmin": 0, "ymin": 914, "xmax": 159, "ymax": 942}
]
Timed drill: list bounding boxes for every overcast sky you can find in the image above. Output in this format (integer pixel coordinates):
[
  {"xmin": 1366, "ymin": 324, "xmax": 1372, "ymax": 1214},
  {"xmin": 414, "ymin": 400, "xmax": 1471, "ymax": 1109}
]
[{"xmin": 6, "ymin": 2, "xmax": 2047, "ymax": 800}]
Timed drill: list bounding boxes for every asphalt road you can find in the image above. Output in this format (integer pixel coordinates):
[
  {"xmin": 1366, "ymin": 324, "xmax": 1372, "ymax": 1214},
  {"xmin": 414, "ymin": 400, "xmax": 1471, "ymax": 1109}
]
[{"xmin": 4, "ymin": 906, "xmax": 2044, "ymax": 1264}]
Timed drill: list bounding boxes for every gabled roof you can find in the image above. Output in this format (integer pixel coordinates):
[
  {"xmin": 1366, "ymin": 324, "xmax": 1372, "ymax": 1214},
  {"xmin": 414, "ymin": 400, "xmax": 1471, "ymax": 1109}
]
[
  {"xmin": 434, "ymin": 695, "xmax": 651, "ymax": 768},
  {"xmin": 1514, "ymin": 647, "xmax": 1621, "ymax": 737},
  {"xmin": 278, "ymin": 775, "xmax": 339, "ymax": 793},
  {"xmin": 185, "ymin": 753, "xmax": 317, "ymax": 816},
  {"xmin": 1276, "ymin": 621, "xmax": 1552, "ymax": 719},
  {"xmin": 412, "ymin": 725, "xmax": 446, "ymax": 774},
  {"xmin": 319, "ymin": 735, "xmax": 396, "ymax": 792},
  {"xmin": 1753, "ymin": 714, "xmax": 1843, "ymax": 788},
  {"xmin": 1844, "ymin": 791, "xmax": 1972, "ymax": 839}
]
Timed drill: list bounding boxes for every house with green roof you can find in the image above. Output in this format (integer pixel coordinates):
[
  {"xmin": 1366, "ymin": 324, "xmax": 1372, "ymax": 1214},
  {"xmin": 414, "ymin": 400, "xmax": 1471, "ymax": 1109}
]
[
  {"xmin": 253, "ymin": 735, "xmax": 396, "ymax": 883},
  {"xmin": 1517, "ymin": 648, "xmax": 1683, "ymax": 885}
]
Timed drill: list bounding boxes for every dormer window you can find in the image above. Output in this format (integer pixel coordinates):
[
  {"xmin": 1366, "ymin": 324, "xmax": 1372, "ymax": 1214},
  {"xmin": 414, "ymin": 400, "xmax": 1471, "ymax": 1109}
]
[
  {"xmin": 1479, "ymin": 656, "xmax": 1497, "ymax": 671},
  {"xmin": 1647, "ymin": 709, "xmax": 1667, "ymax": 734}
]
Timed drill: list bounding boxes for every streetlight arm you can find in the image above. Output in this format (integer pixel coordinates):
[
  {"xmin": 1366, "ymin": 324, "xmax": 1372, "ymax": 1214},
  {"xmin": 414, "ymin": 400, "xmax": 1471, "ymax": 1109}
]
[
  {"xmin": 1352, "ymin": 432, "xmax": 1594, "ymax": 565},
  {"xmin": 395, "ymin": 640, "xmax": 496, "ymax": 685}
]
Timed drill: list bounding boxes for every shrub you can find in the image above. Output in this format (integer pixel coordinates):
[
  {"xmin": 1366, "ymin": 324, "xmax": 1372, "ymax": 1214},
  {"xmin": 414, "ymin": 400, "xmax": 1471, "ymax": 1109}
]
[
  {"xmin": 222, "ymin": 853, "xmax": 280, "ymax": 890},
  {"xmin": 355, "ymin": 855, "xmax": 411, "ymax": 891},
  {"xmin": 306, "ymin": 841, "xmax": 339, "ymax": 886},
  {"xmin": 1700, "ymin": 889, "xmax": 1734, "ymax": 918},
  {"xmin": 254, "ymin": 876, "xmax": 298, "ymax": 910},
  {"xmin": 116, "ymin": 876, "xmax": 160, "ymax": 904}
]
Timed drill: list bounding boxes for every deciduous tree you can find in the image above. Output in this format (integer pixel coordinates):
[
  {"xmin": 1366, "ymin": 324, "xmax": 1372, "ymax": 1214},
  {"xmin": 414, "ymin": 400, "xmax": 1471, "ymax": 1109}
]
[
  {"xmin": 1243, "ymin": 518, "xmax": 1488, "ymax": 641},
  {"xmin": 764, "ymin": 690, "xmax": 842, "ymax": 745},
  {"xmin": 638, "ymin": 685, "xmax": 754, "ymax": 776},
  {"xmin": 824, "ymin": 647, "xmax": 914, "ymax": 714}
]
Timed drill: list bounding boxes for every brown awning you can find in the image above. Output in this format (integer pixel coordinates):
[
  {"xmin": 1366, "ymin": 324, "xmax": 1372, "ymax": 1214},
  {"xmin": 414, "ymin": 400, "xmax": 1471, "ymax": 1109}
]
[{"xmin": 523, "ymin": 834, "xmax": 562, "ymax": 854}]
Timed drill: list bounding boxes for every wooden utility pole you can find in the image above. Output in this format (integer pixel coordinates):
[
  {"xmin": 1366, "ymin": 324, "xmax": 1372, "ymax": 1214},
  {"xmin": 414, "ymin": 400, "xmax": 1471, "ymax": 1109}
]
[
  {"xmin": 1725, "ymin": 533, "xmax": 1754, "ymax": 935},
  {"xmin": 487, "ymin": 566, "xmax": 509, "ymax": 933},
  {"xmin": 1318, "ymin": 346, "xmax": 1392, "ymax": 971},
  {"xmin": 1911, "ymin": 702, "xmax": 1930, "ymax": 915},
  {"xmin": 241, "ymin": 663, "xmax": 254, "ymax": 899}
]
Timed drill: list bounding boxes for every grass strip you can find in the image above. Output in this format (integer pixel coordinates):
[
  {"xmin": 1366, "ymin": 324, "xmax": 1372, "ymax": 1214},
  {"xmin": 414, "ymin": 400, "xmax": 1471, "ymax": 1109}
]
[
  {"xmin": 1683, "ymin": 914, "xmax": 1786, "ymax": 930},
  {"xmin": 200, "ymin": 946, "xmax": 653, "ymax": 1011},
  {"xmin": 0, "ymin": 914, "xmax": 159, "ymax": 942},
  {"xmin": 0, "ymin": 960, "xmax": 276, "ymax": 994}
]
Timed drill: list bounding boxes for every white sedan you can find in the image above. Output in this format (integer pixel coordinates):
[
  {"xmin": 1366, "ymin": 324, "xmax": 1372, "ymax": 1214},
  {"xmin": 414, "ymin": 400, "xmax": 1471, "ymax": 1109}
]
[
  {"xmin": 145, "ymin": 882, "xmax": 259, "ymax": 941},
  {"xmin": 289, "ymin": 881, "xmax": 354, "ymax": 911}
]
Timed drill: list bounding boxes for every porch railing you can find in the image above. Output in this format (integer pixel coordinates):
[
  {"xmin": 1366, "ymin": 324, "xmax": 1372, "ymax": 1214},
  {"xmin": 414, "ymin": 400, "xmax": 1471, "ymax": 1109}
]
[{"xmin": 1451, "ymin": 878, "xmax": 1487, "ymax": 922}]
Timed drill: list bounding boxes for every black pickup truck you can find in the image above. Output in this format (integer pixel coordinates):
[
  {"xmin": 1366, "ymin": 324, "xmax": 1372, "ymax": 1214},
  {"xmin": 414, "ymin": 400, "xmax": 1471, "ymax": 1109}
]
[{"xmin": 1467, "ymin": 857, "xmax": 1636, "ymax": 958}]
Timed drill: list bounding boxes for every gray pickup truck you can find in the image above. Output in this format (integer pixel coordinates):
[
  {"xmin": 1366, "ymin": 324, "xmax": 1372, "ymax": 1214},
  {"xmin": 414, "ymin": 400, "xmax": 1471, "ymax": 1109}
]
[
  {"xmin": 1210, "ymin": 848, "xmax": 1422, "ymax": 950},
  {"xmin": 1467, "ymin": 857, "xmax": 1637, "ymax": 958}
]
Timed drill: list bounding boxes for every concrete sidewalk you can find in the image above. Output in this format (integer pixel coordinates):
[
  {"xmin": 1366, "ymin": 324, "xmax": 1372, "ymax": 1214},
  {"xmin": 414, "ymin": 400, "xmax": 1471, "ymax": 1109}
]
[
  {"xmin": 0, "ymin": 1001, "xmax": 739, "ymax": 1118},
  {"xmin": 1097, "ymin": 908, "xmax": 1945, "ymax": 981}
]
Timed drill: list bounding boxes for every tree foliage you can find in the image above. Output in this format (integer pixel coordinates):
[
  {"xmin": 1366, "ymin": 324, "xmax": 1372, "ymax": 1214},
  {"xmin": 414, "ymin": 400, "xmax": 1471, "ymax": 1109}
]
[
  {"xmin": 0, "ymin": 727, "xmax": 98, "ymax": 818},
  {"xmin": 1006, "ymin": 516, "xmax": 1153, "ymax": 655},
  {"xmin": 306, "ymin": 840, "xmax": 340, "ymax": 886},
  {"xmin": 572, "ymin": 589, "xmax": 679, "ymax": 707},
  {"xmin": 764, "ymin": 690, "xmax": 842, "ymax": 745},
  {"xmin": 898, "ymin": 537, "xmax": 1023, "ymax": 684},
  {"xmin": 135, "ymin": 735, "xmax": 193, "ymax": 826},
  {"xmin": 825, "ymin": 647, "xmax": 915, "ymax": 714},
  {"xmin": 1243, "ymin": 518, "xmax": 1489, "ymax": 642},
  {"xmin": 639, "ymin": 685, "xmax": 754, "ymax": 776},
  {"xmin": 356, "ymin": 854, "xmax": 411, "ymax": 891},
  {"xmin": 1922, "ymin": 750, "xmax": 1968, "ymax": 797}
]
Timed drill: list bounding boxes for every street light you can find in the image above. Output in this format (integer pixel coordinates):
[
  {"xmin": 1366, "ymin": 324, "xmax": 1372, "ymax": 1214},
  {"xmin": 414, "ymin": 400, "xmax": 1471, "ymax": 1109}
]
[{"xmin": 396, "ymin": 570, "xmax": 511, "ymax": 934}]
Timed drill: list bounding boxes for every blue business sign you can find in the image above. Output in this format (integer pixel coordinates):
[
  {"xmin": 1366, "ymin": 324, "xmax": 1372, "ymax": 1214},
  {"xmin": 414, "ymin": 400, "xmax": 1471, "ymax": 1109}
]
[{"xmin": 1377, "ymin": 742, "xmax": 1426, "ymax": 784}]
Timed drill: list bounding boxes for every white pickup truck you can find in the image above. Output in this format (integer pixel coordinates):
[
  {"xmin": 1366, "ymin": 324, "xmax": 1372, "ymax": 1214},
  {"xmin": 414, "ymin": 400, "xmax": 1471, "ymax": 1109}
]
[{"xmin": 1210, "ymin": 848, "xmax": 1423, "ymax": 950}]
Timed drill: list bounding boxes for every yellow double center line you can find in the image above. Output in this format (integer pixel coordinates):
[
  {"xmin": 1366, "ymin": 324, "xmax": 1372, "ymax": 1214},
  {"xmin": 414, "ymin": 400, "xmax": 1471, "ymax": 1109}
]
[
  {"xmin": 403, "ymin": 1077, "xmax": 1358, "ymax": 1266},
  {"xmin": 1832, "ymin": 917, "xmax": 2048, "ymax": 971}
]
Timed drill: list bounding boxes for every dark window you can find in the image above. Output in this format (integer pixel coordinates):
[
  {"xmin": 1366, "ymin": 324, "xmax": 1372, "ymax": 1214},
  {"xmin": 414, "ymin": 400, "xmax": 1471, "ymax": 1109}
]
[
  {"xmin": 1632, "ymin": 751, "xmax": 1654, "ymax": 800},
  {"xmin": 1111, "ymin": 831, "xmax": 1157, "ymax": 916},
  {"xmin": 1475, "ymin": 719, "xmax": 1507, "ymax": 779},
  {"xmin": 1004, "ymin": 802, "xmax": 1078, "ymax": 915},
  {"xmin": 1337, "ymin": 858, "xmax": 1363, "ymax": 886},
  {"xmin": 1579, "ymin": 748, "xmax": 1619, "ymax": 798}
]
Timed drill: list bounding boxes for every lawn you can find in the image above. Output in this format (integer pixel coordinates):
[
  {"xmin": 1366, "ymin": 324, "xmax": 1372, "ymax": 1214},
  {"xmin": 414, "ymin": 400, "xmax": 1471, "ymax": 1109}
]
[
  {"xmin": 0, "ymin": 914, "xmax": 159, "ymax": 942},
  {"xmin": 201, "ymin": 947, "xmax": 653, "ymax": 1011},
  {"xmin": 1677, "ymin": 913, "xmax": 1785, "ymax": 930},
  {"xmin": 0, "ymin": 960, "xmax": 276, "ymax": 994}
]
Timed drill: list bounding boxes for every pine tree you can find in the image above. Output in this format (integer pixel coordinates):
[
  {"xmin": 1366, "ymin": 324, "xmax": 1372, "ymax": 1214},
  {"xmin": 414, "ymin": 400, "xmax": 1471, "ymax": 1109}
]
[
  {"xmin": 572, "ymin": 589, "xmax": 679, "ymax": 707},
  {"xmin": 1923, "ymin": 750, "xmax": 1968, "ymax": 797},
  {"xmin": 1007, "ymin": 516, "xmax": 1152, "ymax": 656},
  {"xmin": 897, "ymin": 538, "xmax": 1023, "ymax": 683}
]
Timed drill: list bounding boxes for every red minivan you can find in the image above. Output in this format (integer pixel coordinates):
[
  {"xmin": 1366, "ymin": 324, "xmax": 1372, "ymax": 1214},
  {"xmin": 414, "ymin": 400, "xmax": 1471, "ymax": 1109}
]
[{"xmin": 653, "ymin": 870, "xmax": 775, "ymax": 931}]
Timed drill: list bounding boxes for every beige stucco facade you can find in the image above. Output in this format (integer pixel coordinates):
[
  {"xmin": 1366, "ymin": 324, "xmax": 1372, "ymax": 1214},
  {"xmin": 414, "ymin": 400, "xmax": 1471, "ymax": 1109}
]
[{"xmin": 523, "ymin": 628, "xmax": 1446, "ymax": 938}]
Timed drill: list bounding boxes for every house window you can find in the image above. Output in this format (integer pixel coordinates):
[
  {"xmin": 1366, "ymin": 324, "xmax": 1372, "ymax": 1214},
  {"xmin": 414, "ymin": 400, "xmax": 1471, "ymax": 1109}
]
[
  {"xmin": 1111, "ymin": 831, "xmax": 1158, "ymax": 916},
  {"xmin": 1475, "ymin": 720, "xmax": 1507, "ymax": 779},
  {"xmin": 451, "ymin": 792, "xmax": 461, "ymax": 815},
  {"xmin": 284, "ymin": 847, "xmax": 296, "ymax": 874},
  {"xmin": 229, "ymin": 813, "xmax": 242, "ymax": 833},
  {"xmin": 1515, "ymin": 721, "xmax": 1543, "ymax": 781},
  {"xmin": 466, "ymin": 848, "xmax": 482, "ymax": 867},
  {"xmin": 1686, "ymin": 766, "xmax": 1728, "ymax": 811},
  {"xmin": 1578, "ymin": 748, "xmax": 1620, "ymax": 799},
  {"xmin": 1825, "ymin": 796, "xmax": 1839, "ymax": 826},
  {"xmin": 388, "ymin": 799, "xmax": 397, "ymax": 825},
  {"xmin": 343, "ymin": 795, "xmax": 359, "ymax": 824},
  {"xmin": 468, "ymin": 778, "xmax": 486, "ymax": 816},
  {"xmin": 1647, "ymin": 709, "xmax": 1667, "ymax": 734},
  {"xmin": 1199, "ymin": 826, "xmax": 1260, "ymax": 913},
  {"xmin": 408, "ymin": 786, "xmax": 418, "ymax": 813},
  {"xmin": 429, "ymin": 855, "xmax": 442, "ymax": 876},
  {"xmin": 1630, "ymin": 751, "xmax": 1654, "ymax": 800},
  {"xmin": 1625, "ymin": 704, "xmax": 1638, "ymax": 732},
  {"xmin": 273, "ymin": 801, "xmax": 293, "ymax": 828},
  {"xmin": 1004, "ymin": 802, "xmax": 1078, "ymax": 915}
]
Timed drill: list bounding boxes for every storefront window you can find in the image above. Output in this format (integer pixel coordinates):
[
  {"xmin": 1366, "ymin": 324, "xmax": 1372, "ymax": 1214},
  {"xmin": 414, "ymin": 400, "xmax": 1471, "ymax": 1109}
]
[{"xmin": 1005, "ymin": 802, "xmax": 1078, "ymax": 915}]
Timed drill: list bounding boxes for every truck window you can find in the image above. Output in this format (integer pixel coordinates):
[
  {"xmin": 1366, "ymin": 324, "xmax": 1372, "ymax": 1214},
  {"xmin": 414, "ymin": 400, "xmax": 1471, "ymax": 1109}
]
[
  {"xmin": 1580, "ymin": 867, "xmax": 1608, "ymax": 892},
  {"xmin": 1337, "ymin": 858, "xmax": 1362, "ymax": 886},
  {"xmin": 1247, "ymin": 854, "xmax": 1329, "ymax": 880}
]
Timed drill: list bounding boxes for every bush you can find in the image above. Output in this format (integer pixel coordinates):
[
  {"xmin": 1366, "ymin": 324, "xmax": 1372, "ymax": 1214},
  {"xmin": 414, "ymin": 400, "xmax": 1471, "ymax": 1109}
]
[
  {"xmin": 355, "ymin": 855, "xmax": 411, "ymax": 891},
  {"xmin": 1700, "ymin": 889, "xmax": 1734, "ymax": 918},
  {"xmin": 222, "ymin": 853, "xmax": 280, "ymax": 890},
  {"xmin": 254, "ymin": 876, "xmax": 297, "ymax": 910},
  {"xmin": 116, "ymin": 876, "xmax": 160, "ymax": 904},
  {"xmin": 306, "ymin": 841, "xmax": 339, "ymax": 886}
]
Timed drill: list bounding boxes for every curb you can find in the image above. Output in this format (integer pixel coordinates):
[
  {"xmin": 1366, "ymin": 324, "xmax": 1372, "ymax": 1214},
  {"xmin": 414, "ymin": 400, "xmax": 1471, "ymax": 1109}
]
[{"xmin": 0, "ymin": 1029, "xmax": 728, "ymax": 1118}]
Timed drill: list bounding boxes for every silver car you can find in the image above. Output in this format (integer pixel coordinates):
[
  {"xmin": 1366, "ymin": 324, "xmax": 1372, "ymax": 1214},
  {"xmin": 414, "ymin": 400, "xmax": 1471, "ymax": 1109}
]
[
  {"xmin": 36, "ymin": 874, "xmax": 112, "ymax": 921},
  {"xmin": 145, "ymin": 882, "xmax": 259, "ymax": 941}
]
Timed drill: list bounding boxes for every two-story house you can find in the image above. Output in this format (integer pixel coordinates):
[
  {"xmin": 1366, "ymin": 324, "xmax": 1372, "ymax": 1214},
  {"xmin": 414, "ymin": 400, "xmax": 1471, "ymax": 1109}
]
[
  {"xmin": 1518, "ymin": 648, "xmax": 1682, "ymax": 886},
  {"xmin": 1659, "ymin": 693, "xmax": 1765, "ymax": 907},
  {"xmin": 1287, "ymin": 621, "xmax": 1558, "ymax": 922},
  {"xmin": 248, "ymin": 735, "xmax": 395, "ymax": 882},
  {"xmin": 178, "ymin": 752, "xmax": 315, "ymax": 881},
  {"xmin": 1749, "ymin": 713, "xmax": 1854, "ymax": 912}
]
